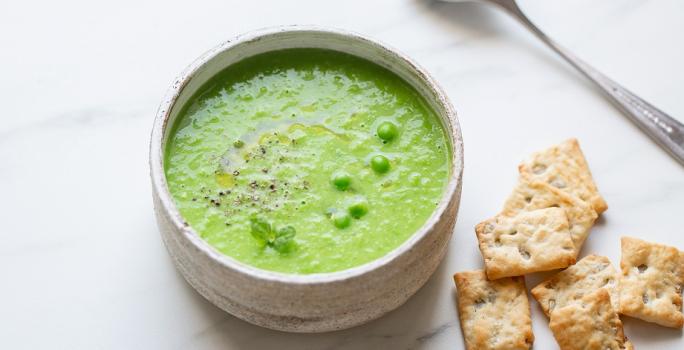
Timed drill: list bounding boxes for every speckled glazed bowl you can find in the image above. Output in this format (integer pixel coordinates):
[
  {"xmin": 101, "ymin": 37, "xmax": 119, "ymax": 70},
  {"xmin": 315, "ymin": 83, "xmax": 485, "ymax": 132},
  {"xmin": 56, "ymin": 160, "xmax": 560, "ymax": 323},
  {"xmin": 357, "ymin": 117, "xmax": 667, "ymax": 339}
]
[{"xmin": 150, "ymin": 26, "xmax": 463, "ymax": 333}]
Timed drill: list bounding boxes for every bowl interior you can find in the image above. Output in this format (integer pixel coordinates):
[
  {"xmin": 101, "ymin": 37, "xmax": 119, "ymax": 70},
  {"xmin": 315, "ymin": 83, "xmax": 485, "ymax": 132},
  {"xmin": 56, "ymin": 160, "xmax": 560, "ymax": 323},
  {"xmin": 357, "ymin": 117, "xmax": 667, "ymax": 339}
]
[{"xmin": 153, "ymin": 26, "xmax": 463, "ymax": 283}]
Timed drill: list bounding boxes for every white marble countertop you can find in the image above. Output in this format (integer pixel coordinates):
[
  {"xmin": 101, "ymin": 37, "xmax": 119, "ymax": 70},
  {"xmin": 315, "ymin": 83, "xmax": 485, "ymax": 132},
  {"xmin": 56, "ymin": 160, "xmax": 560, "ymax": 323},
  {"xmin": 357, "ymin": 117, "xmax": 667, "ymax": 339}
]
[{"xmin": 2, "ymin": 0, "xmax": 683, "ymax": 348}]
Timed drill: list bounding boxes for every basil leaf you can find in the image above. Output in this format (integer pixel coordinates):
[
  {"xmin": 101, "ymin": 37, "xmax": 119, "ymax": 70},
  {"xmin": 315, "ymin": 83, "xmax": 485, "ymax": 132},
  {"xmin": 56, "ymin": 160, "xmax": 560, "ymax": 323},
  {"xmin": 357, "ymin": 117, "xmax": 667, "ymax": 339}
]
[
  {"xmin": 272, "ymin": 237, "xmax": 294, "ymax": 253},
  {"xmin": 250, "ymin": 217, "xmax": 272, "ymax": 244},
  {"xmin": 272, "ymin": 226, "xmax": 296, "ymax": 253},
  {"xmin": 276, "ymin": 225, "xmax": 296, "ymax": 240}
]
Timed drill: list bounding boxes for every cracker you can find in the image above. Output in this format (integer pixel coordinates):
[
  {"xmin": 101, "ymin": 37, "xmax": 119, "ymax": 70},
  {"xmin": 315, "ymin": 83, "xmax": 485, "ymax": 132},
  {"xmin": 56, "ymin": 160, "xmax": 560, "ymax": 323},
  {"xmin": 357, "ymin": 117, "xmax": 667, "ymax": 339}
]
[
  {"xmin": 549, "ymin": 289, "xmax": 633, "ymax": 350},
  {"xmin": 454, "ymin": 270, "xmax": 534, "ymax": 350},
  {"xmin": 531, "ymin": 254, "xmax": 619, "ymax": 316},
  {"xmin": 475, "ymin": 208, "xmax": 576, "ymax": 279},
  {"xmin": 502, "ymin": 179, "xmax": 598, "ymax": 255},
  {"xmin": 518, "ymin": 138, "xmax": 607, "ymax": 214},
  {"xmin": 618, "ymin": 236, "xmax": 684, "ymax": 328}
]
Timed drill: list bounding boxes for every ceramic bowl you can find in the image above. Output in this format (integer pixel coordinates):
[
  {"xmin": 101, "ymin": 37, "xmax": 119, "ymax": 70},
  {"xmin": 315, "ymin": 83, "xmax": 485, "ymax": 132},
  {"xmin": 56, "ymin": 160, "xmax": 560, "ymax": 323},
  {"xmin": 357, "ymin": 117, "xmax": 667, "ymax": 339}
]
[{"xmin": 150, "ymin": 26, "xmax": 463, "ymax": 333}]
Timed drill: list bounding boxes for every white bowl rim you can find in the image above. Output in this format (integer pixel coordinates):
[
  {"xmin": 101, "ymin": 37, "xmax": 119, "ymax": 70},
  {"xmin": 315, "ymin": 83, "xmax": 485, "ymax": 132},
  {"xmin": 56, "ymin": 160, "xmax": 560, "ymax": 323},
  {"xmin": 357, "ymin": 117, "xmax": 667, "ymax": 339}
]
[{"xmin": 150, "ymin": 25, "xmax": 464, "ymax": 285}]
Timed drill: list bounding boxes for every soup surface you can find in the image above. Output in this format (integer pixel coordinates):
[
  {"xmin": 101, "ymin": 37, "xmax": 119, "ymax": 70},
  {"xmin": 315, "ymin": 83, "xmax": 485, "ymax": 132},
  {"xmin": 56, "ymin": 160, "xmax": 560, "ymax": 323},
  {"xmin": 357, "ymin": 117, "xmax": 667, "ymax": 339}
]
[{"xmin": 165, "ymin": 49, "xmax": 450, "ymax": 274}]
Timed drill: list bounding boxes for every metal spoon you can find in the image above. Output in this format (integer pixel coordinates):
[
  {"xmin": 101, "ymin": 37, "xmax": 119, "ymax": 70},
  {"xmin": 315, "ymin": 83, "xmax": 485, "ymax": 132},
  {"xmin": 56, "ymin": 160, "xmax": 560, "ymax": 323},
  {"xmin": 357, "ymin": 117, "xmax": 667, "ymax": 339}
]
[{"xmin": 442, "ymin": 0, "xmax": 684, "ymax": 165}]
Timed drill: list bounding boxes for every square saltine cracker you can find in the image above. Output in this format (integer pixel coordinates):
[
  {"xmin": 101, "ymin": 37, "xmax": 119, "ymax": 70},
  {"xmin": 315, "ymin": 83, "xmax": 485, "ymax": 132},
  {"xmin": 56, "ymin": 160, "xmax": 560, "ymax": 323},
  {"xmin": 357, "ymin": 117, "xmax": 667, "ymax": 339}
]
[
  {"xmin": 476, "ymin": 208, "xmax": 576, "ymax": 280},
  {"xmin": 619, "ymin": 236, "xmax": 684, "ymax": 328},
  {"xmin": 502, "ymin": 179, "xmax": 598, "ymax": 256},
  {"xmin": 518, "ymin": 138, "xmax": 607, "ymax": 214},
  {"xmin": 549, "ymin": 289, "xmax": 633, "ymax": 350},
  {"xmin": 531, "ymin": 254, "xmax": 619, "ymax": 316},
  {"xmin": 454, "ymin": 270, "xmax": 534, "ymax": 350}
]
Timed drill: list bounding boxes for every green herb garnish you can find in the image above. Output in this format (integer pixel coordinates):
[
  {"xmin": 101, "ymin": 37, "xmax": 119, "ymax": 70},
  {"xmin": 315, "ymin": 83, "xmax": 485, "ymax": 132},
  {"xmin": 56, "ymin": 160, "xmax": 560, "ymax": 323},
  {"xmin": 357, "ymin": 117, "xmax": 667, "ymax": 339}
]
[{"xmin": 250, "ymin": 217, "xmax": 296, "ymax": 253}]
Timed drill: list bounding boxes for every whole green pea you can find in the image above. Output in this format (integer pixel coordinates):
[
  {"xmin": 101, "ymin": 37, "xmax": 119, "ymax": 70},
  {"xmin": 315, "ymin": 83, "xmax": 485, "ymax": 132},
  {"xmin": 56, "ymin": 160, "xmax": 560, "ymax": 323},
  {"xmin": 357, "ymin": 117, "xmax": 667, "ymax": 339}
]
[
  {"xmin": 332, "ymin": 212, "xmax": 351, "ymax": 229},
  {"xmin": 376, "ymin": 122, "xmax": 399, "ymax": 142},
  {"xmin": 331, "ymin": 171, "xmax": 351, "ymax": 191},
  {"xmin": 370, "ymin": 155, "xmax": 390, "ymax": 174},
  {"xmin": 348, "ymin": 199, "xmax": 369, "ymax": 219},
  {"xmin": 377, "ymin": 122, "xmax": 398, "ymax": 142}
]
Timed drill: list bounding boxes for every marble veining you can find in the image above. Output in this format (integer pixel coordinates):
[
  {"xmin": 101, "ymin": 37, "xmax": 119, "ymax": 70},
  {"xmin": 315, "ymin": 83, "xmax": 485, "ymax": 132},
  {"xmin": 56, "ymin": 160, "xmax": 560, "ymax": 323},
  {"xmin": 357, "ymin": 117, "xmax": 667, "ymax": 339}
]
[{"xmin": 1, "ymin": 0, "xmax": 683, "ymax": 349}]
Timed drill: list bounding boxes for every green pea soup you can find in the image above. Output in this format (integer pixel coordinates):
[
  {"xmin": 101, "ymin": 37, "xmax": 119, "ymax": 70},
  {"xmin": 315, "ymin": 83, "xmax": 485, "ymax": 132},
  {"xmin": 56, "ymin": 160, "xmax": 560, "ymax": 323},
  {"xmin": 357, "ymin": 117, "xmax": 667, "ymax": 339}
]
[{"xmin": 165, "ymin": 48, "xmax": 451, "ymax": 274}]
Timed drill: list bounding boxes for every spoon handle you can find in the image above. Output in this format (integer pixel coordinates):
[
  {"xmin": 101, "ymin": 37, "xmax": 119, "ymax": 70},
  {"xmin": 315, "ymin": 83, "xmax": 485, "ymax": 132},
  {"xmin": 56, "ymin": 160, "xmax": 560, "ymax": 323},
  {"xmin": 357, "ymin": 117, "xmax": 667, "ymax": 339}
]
[{"xmin": 496, "ymin": 0, "xmax": 684, "ymax": 165}]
